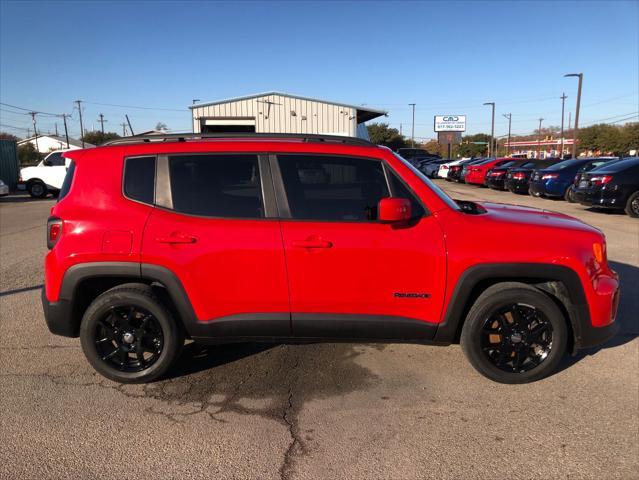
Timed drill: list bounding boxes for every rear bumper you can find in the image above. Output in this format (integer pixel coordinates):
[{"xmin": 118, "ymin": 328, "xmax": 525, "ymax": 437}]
[
  {"xmin": 486, "ymin": 177, "xmax": 506, "ymax": 189},
  {"xmin": 41, "ymin": 287, "xmax": 77, "ymax": 337},
  {"xmin": 576, "ymin": 186, "xmax": 627, "ymax": 209},
  {"xmin": 506, "ymin": 179, "xmax": 530, "ymax": 193}
]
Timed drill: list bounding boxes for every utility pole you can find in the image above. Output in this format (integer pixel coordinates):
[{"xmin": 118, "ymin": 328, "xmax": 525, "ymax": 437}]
[
  {"xmin": 559, "ymin": 93, "xmax": 567, "ymax": 158},
  {"xmin": 502, "ymin": 113, "xmax": 512, "ymax": 156},
  {"xmin": 75, "ymin": 100, "xmax": 85, "ymax": 147},
  {"xmin": 120, "ymin": 122, "xmax": 127, "ymax": 136},
  {"xmin": 55, "ymin": 123, "xmax": 59, "ymax": 136},
  {"xmin": 399, "ymin": 123, "xmax": 402, "ymax": 136},
  {"xmin": 537, "ymin": 118, "xmax": 544, "ymax": 159},
  {"xmin": 125, "ymin": 114, "xmax": 134, "ymax": 136},
  {"xmin": 483, "ymin": 102, "xmax": 495, "ymax": 157},
  {"xmin": 98, "ymin": 113, "xmax": 106, "ymax": 134},
  {"xmin": 564, "ymin": 73, "xmax": 583, "ymax": 158},
  {"xmin": 408, "ymin": 104, "xmax": 416, "ymax": 147},
  {"xmin": 29, "ymin": 112, "xmax": 39, "ymax": 153},
  {"xmin": 61, "ymin": 114, "xmax": 70, "ymax": 148}
]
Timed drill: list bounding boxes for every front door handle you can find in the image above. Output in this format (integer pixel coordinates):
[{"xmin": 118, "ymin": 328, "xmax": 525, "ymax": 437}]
[
  {"xmin": 155, "ymin": 234, "xmax": 197, "ymax": 244},
  {"xmin": 291, "ymin": 239, "xmax": 333, "ymax": 249}
]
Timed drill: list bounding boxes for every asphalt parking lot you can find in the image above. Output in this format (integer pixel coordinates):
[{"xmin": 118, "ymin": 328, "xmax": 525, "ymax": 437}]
[{"xmin": 1, "ymin": 183, "xmax": 637, "ymax": 480}]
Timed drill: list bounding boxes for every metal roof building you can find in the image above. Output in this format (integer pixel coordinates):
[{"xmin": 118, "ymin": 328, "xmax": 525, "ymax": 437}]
[{"xmin": 189, "ymin": 92, "xmax": 386, "ymax": 138}]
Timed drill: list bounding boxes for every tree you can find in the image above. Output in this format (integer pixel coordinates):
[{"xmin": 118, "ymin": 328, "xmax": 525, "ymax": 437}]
[
  {"xmin": 456, "ymin": 133, "xmax": 491, "ymax": 158},
  {"xmin": 81, "ymin": 130, "xmax": 121, "ymax": 146},
  {"xmin": 18, "ymin": 142, "xmax": 41, "ymax": 166},
  {"xmin": 155, "ymin": 122, "xmax": 169, "ymax": 132},
  {"xmin": 0, "ymin": 131, "xmax": 19, "ymax": 141},
  {"xmin": 367, "ymin": 123, "xmax": 408, "ymax": 150}
]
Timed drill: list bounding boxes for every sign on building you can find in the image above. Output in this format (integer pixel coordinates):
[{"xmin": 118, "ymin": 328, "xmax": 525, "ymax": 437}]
[{"xmin": 434, "ymin": 115, "xmax": 466, "ymax": 132}]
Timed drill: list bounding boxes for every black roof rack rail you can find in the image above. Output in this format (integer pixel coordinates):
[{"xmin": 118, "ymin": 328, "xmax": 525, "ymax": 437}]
[{"xmin": 103, "ymin": 132, "xmax": 375, "ymax": 147}]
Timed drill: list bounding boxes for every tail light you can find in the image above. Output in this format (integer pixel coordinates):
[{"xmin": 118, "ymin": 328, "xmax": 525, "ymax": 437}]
[
  {"xmin": 47, "ymin": 217, "xmax": 63, "ymax": 249},
  {"xmin": 512, "ymin": 172, "xmax": 526, "ymax": 180},
  {"xmin": 489, "ymin": 170, "xmax": 504, "ymax": 177},
  {"xmin": 590, "ymin": 175, "xmax": 613, "ymax": 186},
  {"xmin": 542, "ymin": 173, "xmax": 559, "ymax": 180}
]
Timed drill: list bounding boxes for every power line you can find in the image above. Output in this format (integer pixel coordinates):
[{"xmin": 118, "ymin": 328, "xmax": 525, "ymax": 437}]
[
  {"xmin": 85, "ymin": 101, "xmax": 186, "ymax": 112},
  {"xmin": 0, "ymin": 102, "xmax": 59, "ymax": 116}
]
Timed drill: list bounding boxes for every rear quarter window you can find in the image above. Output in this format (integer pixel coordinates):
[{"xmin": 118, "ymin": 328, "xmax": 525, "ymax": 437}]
[
  {"xmin": 124, "ymin": 156, "xmax": 156, "ymax": 204},
  {"xmin": 57, "ymin": 161, "xmax": 75, "ymax": 201}
]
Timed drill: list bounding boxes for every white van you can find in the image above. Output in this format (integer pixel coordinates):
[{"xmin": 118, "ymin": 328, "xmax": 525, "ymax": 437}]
[{"xmin": 19, "ymin": 150, "xmax": 73, "ymax": 198}]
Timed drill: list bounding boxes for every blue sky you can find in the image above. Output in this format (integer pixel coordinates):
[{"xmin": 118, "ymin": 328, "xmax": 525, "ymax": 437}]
[{"xmin": 1, "ymin": 0, "xmax": 637, "ymax": 140}]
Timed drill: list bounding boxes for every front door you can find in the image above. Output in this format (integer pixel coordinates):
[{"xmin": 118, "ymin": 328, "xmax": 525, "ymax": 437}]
[
  {"xmin": 141, "ymin": 153, "xmax": 290, "ymax": 338},
  {"xmin": 273, "ymin": 153, "xmax": 446, "ymax": 340}
]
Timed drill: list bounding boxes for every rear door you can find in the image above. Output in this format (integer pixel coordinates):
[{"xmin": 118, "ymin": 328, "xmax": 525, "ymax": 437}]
[
  {"xmin": 141, "ymin": 153, "xmax": 290, "ymax": 337},
  {"xmin": 273, "ymin": 153, "xmax": 446, "ymax": 340}
]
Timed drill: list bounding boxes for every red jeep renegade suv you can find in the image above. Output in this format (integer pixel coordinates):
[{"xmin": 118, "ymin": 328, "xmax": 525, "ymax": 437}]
[{"xmin": 42, "ymin": 134, "xmax": 619, "ymax": 384}]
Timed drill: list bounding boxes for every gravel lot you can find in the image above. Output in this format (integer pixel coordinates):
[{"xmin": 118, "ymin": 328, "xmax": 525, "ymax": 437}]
[{"xmin": 1, "ymin": 182, "xmax": 637, "ymax": 480}]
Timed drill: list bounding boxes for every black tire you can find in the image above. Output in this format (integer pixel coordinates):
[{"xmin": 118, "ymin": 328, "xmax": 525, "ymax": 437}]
[
  {"xmin": 565, "ymin": 186, "xmax": 576, "ymax": 203},
  {"xmin": 624, "ymin": 191, "xmax": 639, "ymax": 218},
  {"xmin": 80, "ymin": 283, "xmax": 184, "ymax": 383},
  {"xmin": 460, "ymin": 282, "xmax": 568, "ymax": 384},
  {"xmin": 27, "ymin": 179, "xmax": 47, "ymax": 199}
]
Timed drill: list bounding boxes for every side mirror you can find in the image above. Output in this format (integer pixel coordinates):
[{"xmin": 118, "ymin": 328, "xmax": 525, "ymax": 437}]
[{"xmin": 378, "ymin": 197, "xmax": 411, "ymax": 223}]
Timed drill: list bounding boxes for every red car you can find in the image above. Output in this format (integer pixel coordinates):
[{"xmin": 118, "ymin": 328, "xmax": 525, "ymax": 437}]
[
  {"xmin": 43, "ymin": 134, "xmax": 619, "ymax": 384},
  {"xmin": 464, "ymin": 157, "xmax": 514, "ymax": 186}
]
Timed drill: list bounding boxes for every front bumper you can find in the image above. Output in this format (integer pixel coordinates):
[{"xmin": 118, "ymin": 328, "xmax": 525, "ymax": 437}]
[{"xmin": 41, "ymin": 287, "xmax": 77, "ymax": 337}]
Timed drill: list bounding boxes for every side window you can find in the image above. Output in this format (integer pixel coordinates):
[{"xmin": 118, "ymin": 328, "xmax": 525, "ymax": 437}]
[
  {"xmin": 387, "ymin": 170, "xmax": 426, "ymax": 219},
  {"xmin": 124, "ymin": 156, "xmax": 156, "ymax": 205},
  {"xmin": 278, "ymin": 155, "xmax": 389, "ymax": 221},
  {"xmin": 168, "ymin": 154, "xmax": 263, "ymax": 218},
  {"xmin": 46, "ymin": 152, "xmax": 65, "ymax": 166}
]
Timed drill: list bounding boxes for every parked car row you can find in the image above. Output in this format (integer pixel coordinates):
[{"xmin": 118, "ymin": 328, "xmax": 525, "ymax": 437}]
[{"xmin": 430, "ymin": 155, "xmax": 639, "ymax": 217}]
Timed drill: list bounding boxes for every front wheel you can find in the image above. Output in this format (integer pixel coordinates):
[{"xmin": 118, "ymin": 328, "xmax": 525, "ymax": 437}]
[
  {"xmin": 460, "ymin": 282, "xmax": 568, "ymax": 384},
  {"xmin": 565, "ymin": 186, "xmax": 576, "ymax": 203},
  {"xmin": 80, "ymin": 284, "xmax": 184, "ymax": 383},
  {"xmin": 625, "ymin": 191, "xmax": 639, "ymax": 218}
]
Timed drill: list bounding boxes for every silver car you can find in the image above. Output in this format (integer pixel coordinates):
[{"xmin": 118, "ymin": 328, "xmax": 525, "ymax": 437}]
[{"xmin": 0, "ymin": 179, "xmax": 9, "ymax": 196}]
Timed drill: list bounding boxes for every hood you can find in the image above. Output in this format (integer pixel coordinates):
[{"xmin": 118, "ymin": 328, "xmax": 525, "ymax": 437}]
[{"xmin": 478, "ymin": 201, "xmax": 601, "ymax": 234}]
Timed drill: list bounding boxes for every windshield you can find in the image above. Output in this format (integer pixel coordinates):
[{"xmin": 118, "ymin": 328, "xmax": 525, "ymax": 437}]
[{"xmin": 393, "ymin": 153, "xmax": 460, "ymax": 211}]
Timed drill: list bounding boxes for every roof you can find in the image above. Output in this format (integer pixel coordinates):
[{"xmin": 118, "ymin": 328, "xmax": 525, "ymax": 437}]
[
  {"xmin": 17, "ymin": 134, "xmax": 95, "ymax": 149},
  {"xmin": 189, "ymin": 91, "xmax": 387, "ymax": 123}
]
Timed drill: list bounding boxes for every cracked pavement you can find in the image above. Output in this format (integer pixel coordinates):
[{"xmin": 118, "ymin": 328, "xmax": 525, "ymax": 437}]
[{"xmin": 1, "ymin": 184, "xmax": 638, "ymax": 479}]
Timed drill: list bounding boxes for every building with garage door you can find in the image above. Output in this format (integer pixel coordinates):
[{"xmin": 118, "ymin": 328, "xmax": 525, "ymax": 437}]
[{"xmin": 189, "ymin": 92, "xmax": 386, "ymax": 138}]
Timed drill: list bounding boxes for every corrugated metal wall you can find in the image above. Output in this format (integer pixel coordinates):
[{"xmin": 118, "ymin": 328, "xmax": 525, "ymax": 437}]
[
  {"xmin": 0, "ymin": 140, "xmax": 19, "ymax": 189},
  {"xmin": 192, "ymin": 93, "xmax": 357, "ymax": 136}
]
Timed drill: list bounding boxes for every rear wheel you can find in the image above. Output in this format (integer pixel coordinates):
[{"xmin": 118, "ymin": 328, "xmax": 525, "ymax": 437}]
[
  {"xmin": 80, "ymin": 284, "xmax": 184, "ymax": 383},
  {"xmin": 27, "ymin": 179, "xmax": 47, "ymax": 199},
  {"xmin": 460, "ymin": 282, "xmax": 568, "ymax": 384},
  {"xmin": 625, "ymin": 191, "xmax": 639, "ymax": 218}
]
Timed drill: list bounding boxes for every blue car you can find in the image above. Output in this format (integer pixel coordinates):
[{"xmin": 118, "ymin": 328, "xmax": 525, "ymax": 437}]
[{"xmin": 529, "ymin": 157, "xmax": 618, "ymax": 200}]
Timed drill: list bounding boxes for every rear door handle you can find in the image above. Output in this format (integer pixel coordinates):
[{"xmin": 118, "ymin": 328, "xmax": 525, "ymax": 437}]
[
  {"xmin": 155, "ymin": 234, "xmax": 197, "ymax": 244},
  {"xmin": 291, "ymin": 240, "xmax": 333, "ymax": 249}
]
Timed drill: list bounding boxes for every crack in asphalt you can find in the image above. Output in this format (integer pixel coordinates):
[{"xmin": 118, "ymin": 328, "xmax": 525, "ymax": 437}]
[{"xmin": 279, "ymin": 357, "xmax": 304, "ymax": 480}]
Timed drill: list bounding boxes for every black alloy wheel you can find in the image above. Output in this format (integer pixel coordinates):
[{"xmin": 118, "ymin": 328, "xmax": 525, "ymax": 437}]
[
  {"xmin": 461, "ymin": 282, "xmax": 567, "ymax": 383},
  {"xmin": 625, "ymin": 191, "xmax": 639, "ymax": 218},
  {"xmin": 480, "ymin": 303, "xmax": 553, "ymax": 373},
  {"xmin": 94, "ymin": 305, "xmax": 164, "ymax": 372},
  {"xmin": 80, "ymin": 284, "xmax": 184, "ymax": 383}
]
